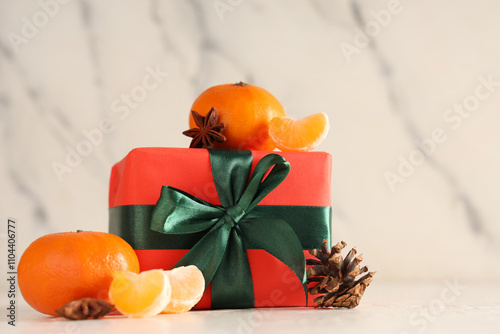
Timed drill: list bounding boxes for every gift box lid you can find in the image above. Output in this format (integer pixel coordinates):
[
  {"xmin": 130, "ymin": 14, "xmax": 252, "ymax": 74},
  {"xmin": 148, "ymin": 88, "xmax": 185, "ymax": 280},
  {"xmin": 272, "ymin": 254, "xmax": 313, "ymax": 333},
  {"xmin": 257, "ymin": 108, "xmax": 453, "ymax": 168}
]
[{"xmin": 109, "ymin": 147, "xmax": 332, "ymax": 208}]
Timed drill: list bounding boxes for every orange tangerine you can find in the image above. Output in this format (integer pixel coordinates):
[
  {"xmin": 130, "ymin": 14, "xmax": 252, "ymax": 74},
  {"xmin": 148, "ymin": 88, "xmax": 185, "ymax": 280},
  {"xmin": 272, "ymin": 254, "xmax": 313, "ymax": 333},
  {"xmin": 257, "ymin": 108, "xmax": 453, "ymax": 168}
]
[
  {"xmin": 18, "ymin": 230, "xmax": 139, "ymax": 316},
  {"xmin": 269, "ymin": 112, "xmax": 330, "ymax": 152},
  {"xmin": 162, "ymin": 266, "xmax": 205, "ymax": 314},
  {"xmin": 109, "ymin": 269, "xmax": 171, "ymax": 318},
  {"xmin": 190, "ymin": 82, "xmax": 286, "ymax": 151}
]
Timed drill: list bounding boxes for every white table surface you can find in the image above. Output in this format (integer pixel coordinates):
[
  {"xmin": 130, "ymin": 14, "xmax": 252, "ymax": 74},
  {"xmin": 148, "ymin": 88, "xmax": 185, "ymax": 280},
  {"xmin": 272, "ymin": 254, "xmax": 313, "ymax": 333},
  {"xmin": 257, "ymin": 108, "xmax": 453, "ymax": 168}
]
[{"xmin": 3, "ymin": 282, "xmax": 499, "ymax": 334}]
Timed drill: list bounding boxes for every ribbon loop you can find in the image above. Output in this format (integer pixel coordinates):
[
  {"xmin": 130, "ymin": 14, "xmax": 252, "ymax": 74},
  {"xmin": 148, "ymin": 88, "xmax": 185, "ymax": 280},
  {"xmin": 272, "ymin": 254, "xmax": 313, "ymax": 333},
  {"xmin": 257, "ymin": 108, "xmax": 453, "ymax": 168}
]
[{"xmin": 236, "ymin": 154, "xmax": 291, "ymax": 212}]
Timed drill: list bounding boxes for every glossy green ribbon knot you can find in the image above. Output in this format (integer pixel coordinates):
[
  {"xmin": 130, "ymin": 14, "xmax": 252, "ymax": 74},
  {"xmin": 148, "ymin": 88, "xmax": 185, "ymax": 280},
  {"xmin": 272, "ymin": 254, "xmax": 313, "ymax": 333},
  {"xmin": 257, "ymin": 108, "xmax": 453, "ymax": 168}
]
[{"xmin": 150, "ymin": 150, "xmax": 307, "ymax": 309}]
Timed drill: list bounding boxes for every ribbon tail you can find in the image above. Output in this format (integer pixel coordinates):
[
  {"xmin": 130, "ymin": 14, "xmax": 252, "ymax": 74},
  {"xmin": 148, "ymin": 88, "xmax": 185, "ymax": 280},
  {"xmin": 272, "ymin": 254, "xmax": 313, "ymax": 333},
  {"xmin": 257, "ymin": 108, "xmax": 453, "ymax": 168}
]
[
  {"xmin": 211, "ymin": 227, "xmax": 254, "ymax": 309},
  {"xmin": 239, "ymin": 213, "xmax": 308, "ymax": 305},
  {"xmin": 173, "ymin": 222, "xmax": 232, "ymax": 289}
]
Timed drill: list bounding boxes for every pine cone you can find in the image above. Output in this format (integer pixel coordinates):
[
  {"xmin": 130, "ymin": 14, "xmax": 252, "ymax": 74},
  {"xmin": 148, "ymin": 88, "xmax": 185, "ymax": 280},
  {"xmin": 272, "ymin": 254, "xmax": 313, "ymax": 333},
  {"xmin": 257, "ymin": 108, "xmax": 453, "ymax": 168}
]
[{"xmin": 307, "ymin": 240, "xmax": 375, "ymax": 309}]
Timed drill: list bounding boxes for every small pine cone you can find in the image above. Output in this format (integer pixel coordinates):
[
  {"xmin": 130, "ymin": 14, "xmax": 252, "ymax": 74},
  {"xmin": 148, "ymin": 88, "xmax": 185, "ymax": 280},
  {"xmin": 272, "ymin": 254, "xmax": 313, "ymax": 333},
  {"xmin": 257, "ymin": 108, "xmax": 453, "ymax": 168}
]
[{"xmin": 307, "ymin": 240, "xmax": 375, "ymax": 309}]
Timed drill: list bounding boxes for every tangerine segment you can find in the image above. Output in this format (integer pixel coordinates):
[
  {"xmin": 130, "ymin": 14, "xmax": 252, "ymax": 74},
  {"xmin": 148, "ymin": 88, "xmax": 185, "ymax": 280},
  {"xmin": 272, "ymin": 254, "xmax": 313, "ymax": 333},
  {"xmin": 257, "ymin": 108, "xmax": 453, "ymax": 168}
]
[
  {"xmin": 269, "ymin": 112, "xmax": 330, "ymax": 152},
  {"xmin": 162, "ymin": 266, "xmax": 205, "ymax": 314},
  {"xmin": 109, "ymin": 270, "xmax": 171, "ymax": 318}
]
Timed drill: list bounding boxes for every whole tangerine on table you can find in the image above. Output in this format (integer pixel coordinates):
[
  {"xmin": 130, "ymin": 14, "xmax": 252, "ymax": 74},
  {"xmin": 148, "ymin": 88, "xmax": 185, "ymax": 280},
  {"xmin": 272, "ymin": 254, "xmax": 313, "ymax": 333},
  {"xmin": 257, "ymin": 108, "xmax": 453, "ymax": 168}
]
[
  {"xmin": 18, "ymin": 230, "xmax": 140, "ymax": 316},
  {"xmin": 189, "ymin": 81, "xmax": 286, "ymax": 151}
]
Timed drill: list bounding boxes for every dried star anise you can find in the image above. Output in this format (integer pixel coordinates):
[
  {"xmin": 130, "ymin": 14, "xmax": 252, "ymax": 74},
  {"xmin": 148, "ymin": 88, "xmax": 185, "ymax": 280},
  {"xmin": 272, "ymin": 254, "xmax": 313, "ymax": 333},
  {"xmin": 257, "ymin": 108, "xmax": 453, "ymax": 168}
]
[
  {"xmin": 55, "ymin": 298, "xmax": 114, "ymax": 320},
  {"xmin": 307, "ymin": 240, "xmax": 375, "ymax": 309},
  {"xmin": 183, "ymin": 107, "xmax": 226, "ymax": 148}
]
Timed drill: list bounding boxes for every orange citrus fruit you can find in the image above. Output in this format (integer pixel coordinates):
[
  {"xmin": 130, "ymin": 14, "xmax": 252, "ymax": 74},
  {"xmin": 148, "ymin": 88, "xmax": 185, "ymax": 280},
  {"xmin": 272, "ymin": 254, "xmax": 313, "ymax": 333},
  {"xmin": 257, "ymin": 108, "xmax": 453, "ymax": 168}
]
[
  {"xmin": 190, "ymin": 82, "xmax": 286, "ymax": 150},
  {"xmin": 109, "ymin": 269, "xmax": 171, "ymax": 318},
  {"xmin": 269, "ymin": 112, "xmax": 330, "ymax": 152},
  {"xmin": 162, "ymin": 265, "xmax": 205, "ymax": 314},
  {"xmin": 18, "ymin": 230, "xmax": 140, "ymax": 316}
]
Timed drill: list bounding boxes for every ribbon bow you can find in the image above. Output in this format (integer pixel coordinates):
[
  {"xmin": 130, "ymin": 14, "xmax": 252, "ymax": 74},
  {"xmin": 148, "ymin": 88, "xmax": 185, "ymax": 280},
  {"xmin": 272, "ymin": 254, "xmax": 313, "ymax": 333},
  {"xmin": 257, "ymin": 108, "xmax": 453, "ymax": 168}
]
[{"xmin": 151, "ymin": 150, "xmax": 307, "ymax": 309}]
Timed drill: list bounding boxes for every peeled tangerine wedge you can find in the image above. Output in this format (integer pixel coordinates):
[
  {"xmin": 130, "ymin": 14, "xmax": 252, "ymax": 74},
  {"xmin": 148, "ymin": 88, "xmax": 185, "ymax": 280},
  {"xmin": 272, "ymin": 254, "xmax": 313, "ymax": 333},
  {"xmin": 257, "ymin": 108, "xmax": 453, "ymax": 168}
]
[
  {"xmin": 269, "ymin": 112, "xmax": 330, "ymax": 152},
  {"xmin": 162, "ymin": 265, "xmax": 205, "ymax": 314},
  {"xmin": 109, "ymin": 269, "xmax": 171, "ymax": 318}
]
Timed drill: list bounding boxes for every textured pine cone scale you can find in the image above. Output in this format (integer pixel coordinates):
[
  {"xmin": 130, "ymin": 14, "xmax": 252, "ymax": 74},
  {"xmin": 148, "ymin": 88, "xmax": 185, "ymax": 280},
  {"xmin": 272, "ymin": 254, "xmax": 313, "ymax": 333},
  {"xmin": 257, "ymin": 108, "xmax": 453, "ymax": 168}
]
[{"xmin": 306, "ymin": 240, "xmax": 375, "ymax": 309}]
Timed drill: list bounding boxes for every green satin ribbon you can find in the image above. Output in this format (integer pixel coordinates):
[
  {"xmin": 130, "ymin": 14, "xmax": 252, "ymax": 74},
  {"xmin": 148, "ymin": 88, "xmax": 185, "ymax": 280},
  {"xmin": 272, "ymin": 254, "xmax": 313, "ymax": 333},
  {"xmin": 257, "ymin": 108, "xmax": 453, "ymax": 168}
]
[
  {"xmin": 109, "ymin": 205, "xmax": 331, "ymax": 250},
  {"xmin": 150, "ymin": 150, "xmax": 308, "ymax": 309}
]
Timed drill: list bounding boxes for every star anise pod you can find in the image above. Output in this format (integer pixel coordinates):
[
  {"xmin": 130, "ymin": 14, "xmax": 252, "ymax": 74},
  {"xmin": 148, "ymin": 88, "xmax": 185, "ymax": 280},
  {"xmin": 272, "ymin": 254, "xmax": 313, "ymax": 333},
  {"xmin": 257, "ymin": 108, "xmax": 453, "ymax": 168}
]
[
  {"xmin": 55, "ymin": 298, "xmax": 114, "ymax": 320},
  {"xmin": 183, "ymin": 107, "xmax": 226, "ymax": 148},
  {"xmin": 307, "ymin": 240, "xmax": 375, "ymax": 309}
]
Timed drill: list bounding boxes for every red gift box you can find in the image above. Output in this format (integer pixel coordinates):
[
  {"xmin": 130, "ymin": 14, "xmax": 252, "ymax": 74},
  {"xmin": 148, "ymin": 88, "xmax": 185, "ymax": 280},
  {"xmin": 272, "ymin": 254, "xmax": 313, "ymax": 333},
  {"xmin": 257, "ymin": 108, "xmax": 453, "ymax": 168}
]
[{"xmin": 109, "ymin": 147, "xmax": 332, "ymax": 308}]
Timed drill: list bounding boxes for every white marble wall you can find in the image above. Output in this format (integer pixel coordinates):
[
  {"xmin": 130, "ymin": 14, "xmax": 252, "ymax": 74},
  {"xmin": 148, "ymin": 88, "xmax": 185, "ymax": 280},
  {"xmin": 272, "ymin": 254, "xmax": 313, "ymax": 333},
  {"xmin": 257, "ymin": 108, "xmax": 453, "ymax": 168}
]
[{"xmin": 1, "ymin": 0, "xmax": 500, "ymax": 286}]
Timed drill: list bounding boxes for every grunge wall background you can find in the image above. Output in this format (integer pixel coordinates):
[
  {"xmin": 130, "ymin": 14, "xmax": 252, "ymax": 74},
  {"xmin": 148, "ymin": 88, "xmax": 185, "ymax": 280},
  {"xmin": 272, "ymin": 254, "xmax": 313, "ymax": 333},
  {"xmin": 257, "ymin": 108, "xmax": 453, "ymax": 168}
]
[{"xmin": 1, "ymin": 0, "xmax": 500, "ymax": 296}]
